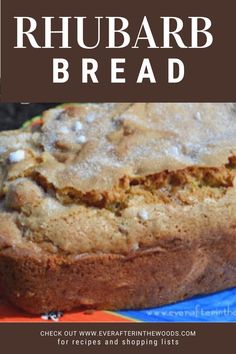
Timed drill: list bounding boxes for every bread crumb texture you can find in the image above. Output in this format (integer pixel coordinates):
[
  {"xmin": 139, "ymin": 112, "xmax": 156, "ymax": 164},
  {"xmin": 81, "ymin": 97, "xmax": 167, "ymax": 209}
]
[{"xmin": 1, "ymin": 103, "xmax": 236, "ymax": 256}]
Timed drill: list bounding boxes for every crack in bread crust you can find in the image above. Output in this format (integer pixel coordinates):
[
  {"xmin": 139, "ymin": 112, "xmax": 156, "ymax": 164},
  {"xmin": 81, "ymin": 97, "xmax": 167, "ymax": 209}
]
[{"xmin": 1, "ymin": 162, "xmax": 236, "ymax": 210}]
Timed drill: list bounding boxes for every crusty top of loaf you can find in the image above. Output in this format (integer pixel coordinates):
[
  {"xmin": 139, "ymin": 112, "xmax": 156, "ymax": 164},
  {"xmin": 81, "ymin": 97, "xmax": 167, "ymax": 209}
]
[{"xmin": 1, "ymin": 103, "xmax": 236, "ymax": 256}]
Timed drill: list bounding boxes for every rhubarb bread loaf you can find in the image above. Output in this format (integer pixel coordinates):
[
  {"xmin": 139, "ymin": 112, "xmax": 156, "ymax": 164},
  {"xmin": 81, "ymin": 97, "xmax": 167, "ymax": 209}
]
[{"xmin": 0, "ymin": 103, "xmax": 236, "ymax": 314}]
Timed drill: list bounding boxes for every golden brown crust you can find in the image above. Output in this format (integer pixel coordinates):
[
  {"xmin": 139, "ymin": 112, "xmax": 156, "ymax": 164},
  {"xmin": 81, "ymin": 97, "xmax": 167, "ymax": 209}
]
[{"xmin": 1, "ymin": 228, "xmax": 236, "ymax": 314}]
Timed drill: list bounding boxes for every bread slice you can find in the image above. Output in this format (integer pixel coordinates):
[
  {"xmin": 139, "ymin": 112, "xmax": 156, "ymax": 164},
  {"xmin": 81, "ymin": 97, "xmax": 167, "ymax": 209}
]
[{"xmin": 0, "ymin": 103, "xmax": 236, "ymax": 314}]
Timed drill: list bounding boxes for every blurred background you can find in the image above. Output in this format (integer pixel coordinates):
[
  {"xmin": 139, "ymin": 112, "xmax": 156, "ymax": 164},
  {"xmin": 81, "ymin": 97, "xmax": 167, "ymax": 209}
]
[{"xmin": 0, "ymin": 103, "xmax": 59, "ymax": 131}]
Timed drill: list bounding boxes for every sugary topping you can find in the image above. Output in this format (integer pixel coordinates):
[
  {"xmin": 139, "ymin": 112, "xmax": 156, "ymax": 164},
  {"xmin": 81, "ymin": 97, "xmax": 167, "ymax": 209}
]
[
  {"xmin": 58, "ymin": 126, "xmax": 70, "ymax": 134},
  {"xmin": 194, "ymin": 111, "xmax": 202, "ymax": 121},
  {"xmin": 138, "ymin": 210, "xmax": 149, "ymax": 221},
  {"xmin": 86, "ymin": 112, "xmax": 97, "ymax": 123},
  {"xmin": 77, "ymin": 135, "xmax": 87, "ymax": 144},
  {"xmin": 8, "ymin": 150, "xmax": 25, "ymax": 163},
  {"xmin": 74, "ymin": 121, "xmax": 83, "ymax": 131}
]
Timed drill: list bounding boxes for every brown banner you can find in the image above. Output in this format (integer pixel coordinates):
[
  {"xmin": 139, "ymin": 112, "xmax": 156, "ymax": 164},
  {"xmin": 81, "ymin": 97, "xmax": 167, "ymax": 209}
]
[
  {"xmin": 1, "ymin": 0, "xmax": 236, "ymax": 102},
  {"xmin": 0, "ymin": 323, "xmax": 235, "ymax": 354}
]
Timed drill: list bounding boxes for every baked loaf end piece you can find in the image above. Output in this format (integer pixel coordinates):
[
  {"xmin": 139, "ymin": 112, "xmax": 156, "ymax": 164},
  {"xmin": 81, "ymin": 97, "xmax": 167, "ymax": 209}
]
[{"xmin": 1, "ymin": 103, "xmax": 236, "ymax": 314}]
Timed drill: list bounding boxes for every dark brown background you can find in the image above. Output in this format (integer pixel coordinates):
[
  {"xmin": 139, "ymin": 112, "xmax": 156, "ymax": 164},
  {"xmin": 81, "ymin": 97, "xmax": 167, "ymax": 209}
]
[
  {"xmin": 0, "ymin": 323, "xmax": 236, "ymax": 354},
  {"xmin": 0, "ymin": 103, "xmax": 58, "ymax": 130},
  {"xmin": 1, "ymin": 0, "xmax": 236, "ymax": 102}
]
